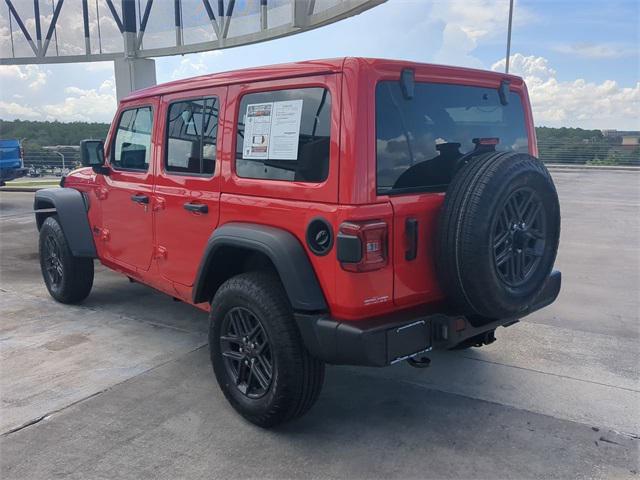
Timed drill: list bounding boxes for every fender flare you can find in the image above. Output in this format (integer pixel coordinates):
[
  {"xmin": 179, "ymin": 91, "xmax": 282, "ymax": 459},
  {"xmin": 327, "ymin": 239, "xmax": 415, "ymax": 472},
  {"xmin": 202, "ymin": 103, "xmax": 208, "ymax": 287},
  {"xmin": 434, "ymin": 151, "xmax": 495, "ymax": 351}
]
[
  {"xmin": 34, "ymin": 188, "xmax": 97, "ymax": 258},
  {"xmin": 192, "ymin": 223, "xmax": 328, "ymax": 312}
]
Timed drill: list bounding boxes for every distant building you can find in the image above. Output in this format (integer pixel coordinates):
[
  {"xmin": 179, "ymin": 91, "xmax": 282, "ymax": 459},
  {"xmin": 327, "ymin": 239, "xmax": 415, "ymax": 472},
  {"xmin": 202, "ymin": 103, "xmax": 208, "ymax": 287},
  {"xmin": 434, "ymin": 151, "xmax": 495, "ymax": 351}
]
[{"xmin": 601, "ymin": 130, "xmax": 640, "ymax": 149}]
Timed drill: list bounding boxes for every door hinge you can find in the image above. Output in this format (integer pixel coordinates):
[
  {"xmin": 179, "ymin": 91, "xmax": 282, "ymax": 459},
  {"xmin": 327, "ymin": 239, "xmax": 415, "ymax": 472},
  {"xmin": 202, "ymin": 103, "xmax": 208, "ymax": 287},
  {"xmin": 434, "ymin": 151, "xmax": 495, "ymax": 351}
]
[
  {"xmin": 154, "ymin": 246, "xmax": 167, "ymax": 259},
  {"xmin": 93, "ymin": 226, "xmax": 110, "ymax": 241},
  {"xmin": 96, "ymin": 187, "xmax": 108, "ymax": 200},
  {"xmin": 153, "ymin": 197, "xmax": 166, "ymax": 211}
]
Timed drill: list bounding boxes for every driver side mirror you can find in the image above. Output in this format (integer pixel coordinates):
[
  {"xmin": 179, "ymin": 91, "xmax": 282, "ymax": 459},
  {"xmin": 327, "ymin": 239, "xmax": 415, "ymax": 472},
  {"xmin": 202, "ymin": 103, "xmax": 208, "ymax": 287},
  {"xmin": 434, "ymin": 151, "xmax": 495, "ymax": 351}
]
[{"xmin": 80, "ymin": 139, "xmax": 109, "ymax": 174}]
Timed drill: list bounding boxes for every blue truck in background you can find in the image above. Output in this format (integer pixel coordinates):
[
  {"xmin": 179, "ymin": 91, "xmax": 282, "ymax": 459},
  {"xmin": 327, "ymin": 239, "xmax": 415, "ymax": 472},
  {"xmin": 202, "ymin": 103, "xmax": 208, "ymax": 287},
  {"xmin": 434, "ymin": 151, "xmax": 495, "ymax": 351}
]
[{"xmin": 0, "ymin": 139, "xmax": 27, "ymax": 186}]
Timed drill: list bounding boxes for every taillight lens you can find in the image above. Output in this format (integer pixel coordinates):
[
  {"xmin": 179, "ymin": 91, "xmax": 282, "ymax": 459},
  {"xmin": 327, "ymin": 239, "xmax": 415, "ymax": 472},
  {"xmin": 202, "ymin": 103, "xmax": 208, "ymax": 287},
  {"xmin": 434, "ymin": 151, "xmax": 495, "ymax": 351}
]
[{"xmin": 338, "ymin": 220, "xmax": 388, "ymax": 272}]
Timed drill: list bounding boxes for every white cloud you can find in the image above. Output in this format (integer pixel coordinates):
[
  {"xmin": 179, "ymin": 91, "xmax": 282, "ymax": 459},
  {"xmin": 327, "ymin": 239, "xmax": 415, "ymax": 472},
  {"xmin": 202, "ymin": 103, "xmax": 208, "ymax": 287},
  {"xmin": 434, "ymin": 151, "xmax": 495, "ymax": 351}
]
[
  {"xmin": 85, "ymin": 62, "xmax": 114, "ymax": 73},
  {"xmin": 432, "ymin": 0, "xmax": 535, "ymax": 68},
  {"xmin": 0, "ymin": 65, "xmax": 50, "ymax": 90},
  {"xmin": 0, "ymin": 71, "xmax": 116, "ymax": 122},
  {"xmin": 170, "ymin": 50, "xmax": 223, "ymax": 80},
  {"xmin": 434, "ymin": 24, "xmax": 483, "ymax": 68},
  {"xmin": 41, "ymin": 78, "xmax": 117, "ymax": 122},
  {"xmin": 0, "ymin": 101, "xmax": 39, "ymax": 118},
  {"xmin": 431, "ymin": 0, "xmax": 534, "ymax": 41},
  {"xmin": 493, "ymin": 53, "xmax": 556, "ymax": 81},
  {"xmin": 553, "ymin": 42, "xmax": 638, "ymax": 59},
  {"xmin": 492, "ymin": 53, "xmax": 640, "ymax": 129}
]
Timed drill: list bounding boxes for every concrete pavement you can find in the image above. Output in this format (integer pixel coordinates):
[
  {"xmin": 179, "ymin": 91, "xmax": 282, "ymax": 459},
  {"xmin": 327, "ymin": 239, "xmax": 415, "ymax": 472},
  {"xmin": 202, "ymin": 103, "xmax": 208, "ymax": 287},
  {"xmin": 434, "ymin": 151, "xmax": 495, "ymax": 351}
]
[{"xmin": 0, "ymin": 170, "xmax": 638, "ymax": 479}]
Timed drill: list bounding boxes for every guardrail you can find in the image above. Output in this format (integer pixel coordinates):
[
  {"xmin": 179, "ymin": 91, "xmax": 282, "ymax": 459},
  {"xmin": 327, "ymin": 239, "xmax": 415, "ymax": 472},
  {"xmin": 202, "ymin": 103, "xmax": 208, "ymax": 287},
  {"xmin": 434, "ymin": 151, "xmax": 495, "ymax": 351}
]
[
  {"xmin": 537, "ymin": 140, "xmax": 639, "ymax": 166},
  {"xmin": 19, "ymin": 142, "xmax": 640, "ymax": 174},
  {"xmin": 22, "ymin": 151, "xmax": 81, "ymax": 176}
]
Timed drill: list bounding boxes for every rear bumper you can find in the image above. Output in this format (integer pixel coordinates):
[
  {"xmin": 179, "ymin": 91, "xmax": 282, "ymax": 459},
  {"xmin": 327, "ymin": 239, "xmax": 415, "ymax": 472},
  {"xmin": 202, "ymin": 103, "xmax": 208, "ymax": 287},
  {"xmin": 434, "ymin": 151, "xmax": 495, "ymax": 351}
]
[{"xmin": 295, "ymin": 271, "xmax": 561, "ymax": 367}]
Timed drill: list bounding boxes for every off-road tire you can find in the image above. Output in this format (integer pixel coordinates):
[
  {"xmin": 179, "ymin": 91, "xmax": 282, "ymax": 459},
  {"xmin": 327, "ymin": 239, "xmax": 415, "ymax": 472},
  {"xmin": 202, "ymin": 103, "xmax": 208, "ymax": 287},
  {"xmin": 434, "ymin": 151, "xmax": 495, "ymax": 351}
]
[
  {"xmin": 436, "ymin": 151, "xmax": 560, "ymax": 320},
  {"xmin": 39, "ymin": 215, "xmax": 94, "ymax": 303},
  {"xmin": 209, "ymin": 271, "xmax": 325, "ymax": 428}
]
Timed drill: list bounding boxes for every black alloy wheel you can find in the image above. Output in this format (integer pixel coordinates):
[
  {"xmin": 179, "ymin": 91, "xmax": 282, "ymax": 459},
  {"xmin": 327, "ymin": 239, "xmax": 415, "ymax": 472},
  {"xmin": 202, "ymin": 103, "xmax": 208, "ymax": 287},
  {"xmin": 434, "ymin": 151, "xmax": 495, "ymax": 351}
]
[
  {"xmin": 43, "ymin": 233, "xmax": 64, "ymax": 288},
  {"xmin": 38, "ymin": 216, "xmax": 94, "ymax": 304},
  {"xmin": 220, "ymin": 306, "xmax": 273, "ymax": 399},
  {"xmin": 492, "ymin": 187, "xmax": 547, "ymax": 287},
  {"xmin": 209, "ymin": 272, "xmax": 325, "ymax": 427}
]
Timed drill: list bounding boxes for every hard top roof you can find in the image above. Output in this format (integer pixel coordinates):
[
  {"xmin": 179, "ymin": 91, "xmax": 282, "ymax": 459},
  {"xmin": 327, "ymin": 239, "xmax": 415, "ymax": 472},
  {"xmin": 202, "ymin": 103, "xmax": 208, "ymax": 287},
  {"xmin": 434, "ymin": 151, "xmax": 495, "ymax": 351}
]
[{"xmin": 123, "ymin": 57, "xmax": 523, "ymax": 102}]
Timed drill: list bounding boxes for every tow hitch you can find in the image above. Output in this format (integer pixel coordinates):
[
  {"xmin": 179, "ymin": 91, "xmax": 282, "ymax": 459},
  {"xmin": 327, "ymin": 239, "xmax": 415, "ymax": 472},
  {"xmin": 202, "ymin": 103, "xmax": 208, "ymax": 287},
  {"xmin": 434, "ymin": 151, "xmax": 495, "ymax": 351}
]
[
  {"xmin": 469, "ymin": 330, "xmax": 496, "ymax": 347},
  {"xmin": 452, "ymin": 330, "xmax": 497, "ymax": 350},
  {"xmin": 407, "ymin": 355, "xmax": 431, "ymax": 368}
]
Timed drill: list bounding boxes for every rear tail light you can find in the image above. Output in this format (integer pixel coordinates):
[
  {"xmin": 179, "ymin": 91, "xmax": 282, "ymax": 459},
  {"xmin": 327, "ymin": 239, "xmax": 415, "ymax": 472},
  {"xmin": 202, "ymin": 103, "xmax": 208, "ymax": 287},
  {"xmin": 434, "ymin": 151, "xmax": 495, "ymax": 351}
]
[{"xmin": 337, "ymin": 220, "xmax": 388, "ymax": 272}]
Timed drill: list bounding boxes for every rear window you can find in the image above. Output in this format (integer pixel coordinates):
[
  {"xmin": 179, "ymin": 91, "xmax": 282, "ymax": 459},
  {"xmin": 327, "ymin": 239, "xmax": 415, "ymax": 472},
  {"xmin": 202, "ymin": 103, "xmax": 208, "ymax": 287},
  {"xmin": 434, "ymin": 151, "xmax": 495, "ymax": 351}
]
[{"xmin": 376, "ymin": 81, "xmax": 529, "ymax": 194}]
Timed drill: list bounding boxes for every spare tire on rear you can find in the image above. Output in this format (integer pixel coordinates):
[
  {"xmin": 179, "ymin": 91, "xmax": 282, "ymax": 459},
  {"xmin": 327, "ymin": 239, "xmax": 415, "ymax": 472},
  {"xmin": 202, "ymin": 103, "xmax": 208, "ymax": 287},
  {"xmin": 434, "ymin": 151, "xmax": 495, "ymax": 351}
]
[{"xmin": 435, "ymin": 151, "xmax": 560, "ymax": 320}]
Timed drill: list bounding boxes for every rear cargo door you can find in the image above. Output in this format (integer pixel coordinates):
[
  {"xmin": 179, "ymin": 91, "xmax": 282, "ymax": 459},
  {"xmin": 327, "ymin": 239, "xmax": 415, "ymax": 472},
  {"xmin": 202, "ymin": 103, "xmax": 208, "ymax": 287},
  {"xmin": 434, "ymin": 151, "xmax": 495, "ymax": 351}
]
[
  {"xmin": 389, "ymin": 194, "xmax": 445, "ymax": 307},
  {"xmin": 375, "ymin": 78, "xmax": 531, "ymax": 306}
]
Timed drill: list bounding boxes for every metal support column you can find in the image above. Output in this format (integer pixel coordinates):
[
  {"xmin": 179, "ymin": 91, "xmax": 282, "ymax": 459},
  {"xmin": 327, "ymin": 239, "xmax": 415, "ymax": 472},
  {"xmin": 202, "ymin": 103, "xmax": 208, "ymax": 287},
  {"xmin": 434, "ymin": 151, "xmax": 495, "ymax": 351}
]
[
  {"xmin": 114, "ymin": 0, "xmax": 156, "ymax": 100},
  {"xmin": 33, "ymin": 0, "xmax": 42, "ymax": 53}
]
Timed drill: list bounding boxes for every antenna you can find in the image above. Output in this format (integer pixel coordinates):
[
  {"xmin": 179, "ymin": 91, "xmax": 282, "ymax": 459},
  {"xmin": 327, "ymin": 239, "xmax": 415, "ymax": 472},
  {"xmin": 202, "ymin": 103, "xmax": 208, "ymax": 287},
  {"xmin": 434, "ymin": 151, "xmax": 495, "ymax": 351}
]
[{"xmin": 505, "ymin": 0, "xmax": 514, "ymax": 73}]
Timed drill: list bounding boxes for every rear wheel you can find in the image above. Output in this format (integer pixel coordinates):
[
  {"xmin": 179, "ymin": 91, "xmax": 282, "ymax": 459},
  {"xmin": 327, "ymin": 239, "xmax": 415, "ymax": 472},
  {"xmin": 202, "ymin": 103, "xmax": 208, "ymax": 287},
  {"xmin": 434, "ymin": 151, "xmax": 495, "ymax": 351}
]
[
  {"xmin": 209, "ymin": 272, "xmax": 325, "ymax": 427},
  {"xmin": 39, "ymin": 216, "xmax": 94, "ymax": 303},
  {"xmin": 436, "ymin": 152, "xmax": 560, "ymax": 320}
]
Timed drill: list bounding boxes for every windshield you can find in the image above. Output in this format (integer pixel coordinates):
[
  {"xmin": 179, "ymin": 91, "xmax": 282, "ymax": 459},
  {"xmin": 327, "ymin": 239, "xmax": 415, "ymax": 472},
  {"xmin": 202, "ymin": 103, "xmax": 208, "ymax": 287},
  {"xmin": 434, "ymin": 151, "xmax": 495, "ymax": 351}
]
[{"xmin": 376, "ymin": 81, "xmax": 529, "ymax": 194}]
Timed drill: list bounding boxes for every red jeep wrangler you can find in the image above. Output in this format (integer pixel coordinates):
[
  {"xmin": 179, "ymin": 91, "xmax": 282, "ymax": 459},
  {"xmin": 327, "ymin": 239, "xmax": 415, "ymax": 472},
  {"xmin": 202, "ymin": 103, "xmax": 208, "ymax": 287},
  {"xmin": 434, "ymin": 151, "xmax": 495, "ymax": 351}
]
[{"xmin": 35, "ymin": 58, "xmax": 560, "ymax": 427}]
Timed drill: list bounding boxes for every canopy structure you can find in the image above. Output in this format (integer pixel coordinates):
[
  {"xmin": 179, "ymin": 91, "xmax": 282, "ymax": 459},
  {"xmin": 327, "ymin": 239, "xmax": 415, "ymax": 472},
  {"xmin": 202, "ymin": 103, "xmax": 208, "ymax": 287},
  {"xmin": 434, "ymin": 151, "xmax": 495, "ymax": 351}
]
[{"xmin": 1, "ymin": 0, "xmax": 385, "ymax": 97}]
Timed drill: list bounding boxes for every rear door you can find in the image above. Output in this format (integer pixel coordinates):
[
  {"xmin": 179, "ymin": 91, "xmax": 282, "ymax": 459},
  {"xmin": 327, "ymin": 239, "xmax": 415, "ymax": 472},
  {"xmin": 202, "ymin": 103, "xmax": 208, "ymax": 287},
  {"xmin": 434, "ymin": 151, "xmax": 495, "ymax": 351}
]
[
  {"xmin": 374, "ymin": 78, "xmax": 531, "ymax": 307},
  {"xmin": 153, "ymin": 88, "xmax": 225, "ymax": 286}
]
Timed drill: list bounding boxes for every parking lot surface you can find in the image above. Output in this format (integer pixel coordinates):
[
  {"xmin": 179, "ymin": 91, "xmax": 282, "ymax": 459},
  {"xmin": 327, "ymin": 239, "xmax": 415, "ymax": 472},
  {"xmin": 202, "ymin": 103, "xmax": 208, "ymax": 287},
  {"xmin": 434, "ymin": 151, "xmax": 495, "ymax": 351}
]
[{"xmin": 1, "ymin": 170, "xmax": 638, "ymax": 479}]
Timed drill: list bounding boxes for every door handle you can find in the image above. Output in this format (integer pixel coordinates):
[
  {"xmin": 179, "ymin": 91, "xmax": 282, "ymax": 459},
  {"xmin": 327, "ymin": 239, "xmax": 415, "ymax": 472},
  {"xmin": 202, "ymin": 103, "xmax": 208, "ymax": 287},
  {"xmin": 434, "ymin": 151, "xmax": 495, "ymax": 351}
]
[
  {"xmin": 405, "ymin": 218, "xmax": 418, "ymax": 261},
  {"xmin": 131, "ymin": 194, "xmax": 149, "ymax": 204},
  {"xmin": 183, "ymin": 202, "xmax": 208, "ymax": 214}
]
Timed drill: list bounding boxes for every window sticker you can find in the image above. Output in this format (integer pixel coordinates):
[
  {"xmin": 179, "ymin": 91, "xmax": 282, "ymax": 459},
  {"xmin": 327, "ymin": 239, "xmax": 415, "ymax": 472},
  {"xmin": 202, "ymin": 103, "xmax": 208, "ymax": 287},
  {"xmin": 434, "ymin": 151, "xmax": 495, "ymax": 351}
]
[{"xmin": 242, "ymin": 99, "xmax": 303, "ymax": 160}]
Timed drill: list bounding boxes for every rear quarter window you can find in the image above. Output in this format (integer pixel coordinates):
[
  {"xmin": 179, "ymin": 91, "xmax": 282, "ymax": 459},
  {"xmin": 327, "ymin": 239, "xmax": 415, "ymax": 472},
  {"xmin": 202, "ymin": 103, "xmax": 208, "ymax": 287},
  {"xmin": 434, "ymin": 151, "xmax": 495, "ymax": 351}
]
[
  {"xmin": 235, "ymin": 87, "xmax": 331, "ymax": 183},
  {"xmin": 376, "ymin": 81, "xmax": 529, "ymax": 194}
]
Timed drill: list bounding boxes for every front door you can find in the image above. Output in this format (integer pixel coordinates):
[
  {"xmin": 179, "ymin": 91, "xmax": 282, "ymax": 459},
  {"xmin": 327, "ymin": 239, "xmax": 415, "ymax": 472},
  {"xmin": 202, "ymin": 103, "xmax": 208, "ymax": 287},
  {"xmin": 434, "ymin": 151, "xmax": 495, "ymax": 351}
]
[
  {"xmin": 153, "ymin": 89, "xmax": 224, "ymax": 286},
  {"xmin": 101, "ymin": 103, "xmax": 157, "ymax": 272}
]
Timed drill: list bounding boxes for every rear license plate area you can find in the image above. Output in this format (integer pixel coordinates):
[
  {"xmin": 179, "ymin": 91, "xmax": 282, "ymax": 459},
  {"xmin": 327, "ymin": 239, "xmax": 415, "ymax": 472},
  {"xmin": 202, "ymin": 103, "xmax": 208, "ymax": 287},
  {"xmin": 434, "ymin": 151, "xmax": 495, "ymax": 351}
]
[{"xmin": 387, "ymin": 320, "xmax": 431, "ymax": 364}]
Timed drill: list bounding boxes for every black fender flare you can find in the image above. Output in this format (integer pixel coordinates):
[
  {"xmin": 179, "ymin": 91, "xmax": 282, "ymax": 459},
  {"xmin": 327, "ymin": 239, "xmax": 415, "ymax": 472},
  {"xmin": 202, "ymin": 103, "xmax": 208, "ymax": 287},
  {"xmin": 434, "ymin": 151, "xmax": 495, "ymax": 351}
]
[
  {"xmin": 34, "ymin": 188, "xmax": 97, "ymax": 258},
  {"xmin": 192, "ymin": 223, "xmax": 328, "ymax": 312}
]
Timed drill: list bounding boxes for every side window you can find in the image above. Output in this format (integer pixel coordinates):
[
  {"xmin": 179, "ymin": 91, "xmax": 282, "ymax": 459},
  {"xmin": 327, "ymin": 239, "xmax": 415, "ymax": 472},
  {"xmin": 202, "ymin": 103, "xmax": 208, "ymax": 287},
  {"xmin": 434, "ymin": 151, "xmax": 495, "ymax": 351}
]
[
  {"xmin": 112, "ymin": 107, "xmax": 153, "ymax": 171},
  {"xmin": 166, "ymin": 97, "xmax": 218, "ymax": 175},
  {"xmin": 236, "ymin": 87, "xmax": 331, "ymax": 182}
]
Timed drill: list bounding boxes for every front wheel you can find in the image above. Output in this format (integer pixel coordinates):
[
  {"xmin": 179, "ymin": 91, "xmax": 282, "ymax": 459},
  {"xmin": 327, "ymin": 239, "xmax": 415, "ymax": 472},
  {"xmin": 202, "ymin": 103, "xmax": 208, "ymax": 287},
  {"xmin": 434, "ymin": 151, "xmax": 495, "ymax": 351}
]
[
  {"xmin": 209, "ymin": 272, "xmax": 325, "ymax": 427},
  {"xmin": 39, "ymin": 216, "xmax": 94, "ymax": 304}
]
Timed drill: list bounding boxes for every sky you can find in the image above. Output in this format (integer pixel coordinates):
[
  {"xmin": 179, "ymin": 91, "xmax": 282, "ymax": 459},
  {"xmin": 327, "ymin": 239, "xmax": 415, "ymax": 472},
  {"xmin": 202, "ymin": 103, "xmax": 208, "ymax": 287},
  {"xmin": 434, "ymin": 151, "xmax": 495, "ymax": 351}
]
[{"xmin": 0, "ymin": 0, "xmax": 638, "ymax": 130}]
